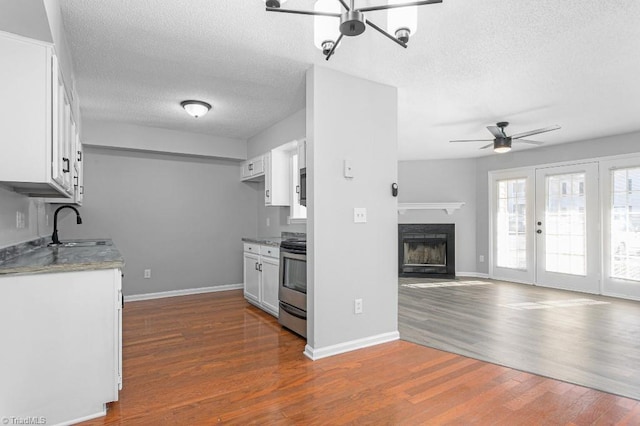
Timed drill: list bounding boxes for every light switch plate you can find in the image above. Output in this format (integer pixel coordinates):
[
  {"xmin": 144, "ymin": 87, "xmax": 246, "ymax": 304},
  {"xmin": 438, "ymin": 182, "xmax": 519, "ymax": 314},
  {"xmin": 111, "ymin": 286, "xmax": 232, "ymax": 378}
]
[
  {"xmin": 344, "ymin": 160, "xmax": 354, "ymax": 178},
  {"xmin": 354, "ymin": 208, "xmax": 367, "ymax": 223}
]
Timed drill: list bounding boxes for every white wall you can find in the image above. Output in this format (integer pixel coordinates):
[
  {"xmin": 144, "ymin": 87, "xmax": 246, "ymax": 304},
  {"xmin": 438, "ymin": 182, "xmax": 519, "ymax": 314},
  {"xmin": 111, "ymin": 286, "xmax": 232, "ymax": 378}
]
[
  {"xmin": 58, "ymin": 146, "xmax": 258, "ymax": 296},
  {"xmin": 83, "ymin": 120, "xmax": 247, "ymax": 161},
  {"xmin": 398, "ymin": 159, "xmax": 477, "ymax": 274},
  {"xmin": 475, "ymin": 130, "xmax": 640, "ymax": 274},
  {"xmin": 247, "ymin": 109, "xmax": 306, "ymax": 237},
  {"xmin": 0, "ymin": 0, "xmax": 51, "ymax": 43},
  {"xmin": 306, "ymin": 66, "xmax": 398, "ymax": 357}
]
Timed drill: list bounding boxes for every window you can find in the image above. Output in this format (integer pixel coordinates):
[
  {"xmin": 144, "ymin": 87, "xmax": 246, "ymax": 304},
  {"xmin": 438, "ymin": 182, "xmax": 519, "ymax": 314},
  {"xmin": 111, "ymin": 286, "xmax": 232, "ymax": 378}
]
[
  {"xmin": 611, "ymin": 167, "xmax": 640, "ymax": 282},
  {"xmin": 496, "ymin": 178, "xmax": 527, "ymax": 269},
  {"xmin": 290, "ymin": 153, "xmax": 306, "ymax": 222}
]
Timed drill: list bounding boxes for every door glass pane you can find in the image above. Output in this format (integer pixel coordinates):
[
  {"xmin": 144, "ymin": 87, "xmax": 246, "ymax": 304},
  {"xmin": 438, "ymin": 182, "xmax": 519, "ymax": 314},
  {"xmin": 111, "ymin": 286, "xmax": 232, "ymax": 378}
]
[
  {"xmin": 496, "ymin": 178, "xmax": 527, "ymax": 269},
  {"xmin": 545, "ymin": 173, "xmax": 586, "ymax": 275},
  {"xmin": 611, "ymin": 167, "xmax": 640, "ymax": 282}
]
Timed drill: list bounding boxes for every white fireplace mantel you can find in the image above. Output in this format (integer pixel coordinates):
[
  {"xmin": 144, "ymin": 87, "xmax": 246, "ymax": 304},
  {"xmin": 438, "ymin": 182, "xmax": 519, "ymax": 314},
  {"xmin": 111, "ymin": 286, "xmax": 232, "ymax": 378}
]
[{"xmin": 397, "ymin": 202, "xmax": 465, "ymax": 215}]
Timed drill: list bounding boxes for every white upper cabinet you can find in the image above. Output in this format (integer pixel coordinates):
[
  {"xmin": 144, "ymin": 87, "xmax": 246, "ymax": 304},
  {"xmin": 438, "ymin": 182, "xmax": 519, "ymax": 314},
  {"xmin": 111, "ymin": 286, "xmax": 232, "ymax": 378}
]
[
  {"xmin": 265, "ymin": 148, "xmax": 291, "ymax": 206},
  {"xmin": 0, "ymin": 32, "xmax": 76, "ymax": 198},
  {"xmin": 297, "ymin": 138, "xmax": 306, "ymax": 170},
  {"xmin": 240, "ymin": 155, "xmax": 265, "ymax": 181}
]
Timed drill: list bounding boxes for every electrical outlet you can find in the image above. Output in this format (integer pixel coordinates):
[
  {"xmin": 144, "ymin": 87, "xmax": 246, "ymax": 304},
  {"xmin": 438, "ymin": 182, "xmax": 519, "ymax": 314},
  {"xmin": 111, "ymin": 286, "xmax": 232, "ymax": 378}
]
[
  {"xmin": 354, "ymin": 298, "xmax": 363, "ymax": 314},
  {"xmin": 144, "ymin": 269, "xmax": 151, "ymax": 279},
  {"xmin": 479, "ymin": 255, "xmax": 485, "ymax": 263},
  {"xmin": 354, "ymin": 208, "xmax": 367, "ymax": 223}
]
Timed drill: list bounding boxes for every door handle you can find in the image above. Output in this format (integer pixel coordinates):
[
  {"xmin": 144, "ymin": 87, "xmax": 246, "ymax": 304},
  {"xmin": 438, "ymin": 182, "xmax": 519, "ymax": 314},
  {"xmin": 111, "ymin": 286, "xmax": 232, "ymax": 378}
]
[
  {"xmin": 296, "ymin": 185, "xmax": 300, "ymax": 194},
  {"xmin": 258, "ymin": 263, "xmax": 262, "ymax": 272},
  {"xmin": 537, "ymin": 229, "xmax": 542, "ymax": 234},
  {"xmin": 266, "ymin": 189, "xmax": 270, "ymax": 198},
  {"xmin": 255, "ymin": 262, "xmax": 259, "ymax": 270},
  {"xmin": 62, "ymin": 158, "xmax": 70, "ymax": 173}
]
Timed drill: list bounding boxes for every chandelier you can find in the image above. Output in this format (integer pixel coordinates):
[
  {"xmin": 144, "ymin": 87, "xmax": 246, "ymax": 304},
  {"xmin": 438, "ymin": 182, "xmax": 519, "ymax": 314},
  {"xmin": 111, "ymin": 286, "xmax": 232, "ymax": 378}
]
[{"xmin": 263, "ymin": 0, "xmax": 443, "ymax": 60}]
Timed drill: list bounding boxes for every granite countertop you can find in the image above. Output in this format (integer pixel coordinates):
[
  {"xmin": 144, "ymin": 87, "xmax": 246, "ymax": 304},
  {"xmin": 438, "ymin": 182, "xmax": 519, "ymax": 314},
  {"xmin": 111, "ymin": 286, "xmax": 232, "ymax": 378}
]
[
  {"xmin": 0, "ymin": 238, "xmax": 125, "ymax": 276},
  {"xmin": 241, "ymin": 236, "xmax": 284, "ymax": 247},
  {"xmin": 242, "ymin": 232, "xmax": 306, "ymax": 247}
]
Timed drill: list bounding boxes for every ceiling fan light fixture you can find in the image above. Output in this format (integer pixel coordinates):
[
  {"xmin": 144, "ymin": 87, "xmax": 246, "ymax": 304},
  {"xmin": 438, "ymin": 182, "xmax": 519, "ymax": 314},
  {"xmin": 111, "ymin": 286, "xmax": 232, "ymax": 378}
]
[
  {"xmin": 387, "ymin": 0, "xmax": 418, "ymax": 40},
  {"xmin": 263, "ymin": 0, "xmax": 287, "ymax": 8},
  {"xmin": 494, "ymin": 138, "xmax": 512, "ymax": 154},
  {"xmin": 395, "ymin": 28, "xmax": 411, "ymax": 44},
  {"xmin": 314, "ymin": 0, "xmax": 341, "ymax": 53},
  {"xmin": 181, "ymin": 100, "xmax": 211, "ymax": 118}
]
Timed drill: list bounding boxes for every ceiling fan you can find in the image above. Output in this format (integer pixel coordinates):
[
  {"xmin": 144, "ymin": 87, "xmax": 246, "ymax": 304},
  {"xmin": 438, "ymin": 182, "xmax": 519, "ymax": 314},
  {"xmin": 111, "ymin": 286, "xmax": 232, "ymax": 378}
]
[{"xmin": 450, "ymin": 122, "xmax": 561, "ymax": 153}]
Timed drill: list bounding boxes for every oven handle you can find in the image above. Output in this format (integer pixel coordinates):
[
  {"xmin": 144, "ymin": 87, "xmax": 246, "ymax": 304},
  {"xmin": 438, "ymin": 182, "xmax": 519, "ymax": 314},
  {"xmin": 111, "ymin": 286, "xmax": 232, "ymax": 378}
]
[{"xmin": 280, "ymin": 302, "xmax": 307, "ymax": 320}]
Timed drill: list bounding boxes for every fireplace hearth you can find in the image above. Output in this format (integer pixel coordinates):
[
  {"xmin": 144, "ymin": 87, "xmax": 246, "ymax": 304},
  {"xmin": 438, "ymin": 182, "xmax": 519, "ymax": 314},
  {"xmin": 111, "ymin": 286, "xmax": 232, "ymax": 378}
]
[{"xmin": 398, "ymin": 224, "xmax": 455, "ymax": 278}]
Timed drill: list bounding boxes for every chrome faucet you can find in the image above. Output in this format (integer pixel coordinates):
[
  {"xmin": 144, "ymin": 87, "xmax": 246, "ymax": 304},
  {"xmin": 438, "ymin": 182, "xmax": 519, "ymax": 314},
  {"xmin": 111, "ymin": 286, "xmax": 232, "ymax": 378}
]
[{"xmin": 51, "ymin": 205, "xmax": 82, "ymax": 245}]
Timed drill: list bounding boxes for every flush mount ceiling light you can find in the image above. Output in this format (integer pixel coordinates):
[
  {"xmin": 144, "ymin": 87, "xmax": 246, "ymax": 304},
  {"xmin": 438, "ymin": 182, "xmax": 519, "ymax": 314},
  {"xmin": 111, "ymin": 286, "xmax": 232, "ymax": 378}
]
[
  {"xmin": 180, "ymin": 100, "xmax": 211, "ymax": 118},
  {"xmin": 264, "ymin": 0, "xmax": 443, "ymax": 60}
]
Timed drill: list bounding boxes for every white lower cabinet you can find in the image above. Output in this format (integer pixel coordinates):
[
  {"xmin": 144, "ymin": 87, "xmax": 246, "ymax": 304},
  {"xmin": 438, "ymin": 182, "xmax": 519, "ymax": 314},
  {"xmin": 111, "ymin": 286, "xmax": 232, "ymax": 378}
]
[
  {"xmin": 0, "ymin": 268, "xmax": 123, "ymax": 425},
  {"xmin": 242, "ymin": 243, "xmax": 279, "ymax": 317}
]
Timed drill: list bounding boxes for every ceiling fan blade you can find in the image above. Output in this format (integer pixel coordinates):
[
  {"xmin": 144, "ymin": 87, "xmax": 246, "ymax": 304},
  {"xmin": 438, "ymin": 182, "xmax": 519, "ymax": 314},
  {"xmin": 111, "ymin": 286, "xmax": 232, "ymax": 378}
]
[
  {"xmin": 517, "ymin": 139, "xmax": 545, "ymax": 145},
  {"xmin": 366, "ymin": 19, "xmax": 407, "ymax": 48},
  {"xmin": 487, "ymin": 126, "xmax": 505, "ymax": 138},
  {"xmin": 480, "ymin": 143, "xmax": 494, "ymax": 149},
  {"xmin": 511, "ymin": 125, "xmax": 561, "ymax": 140},
  {"xmin": 265, "ymin": 7, "xmax": 341, "ymax": 18},
  {"xmin": 358, "ymin": 0, "xmax": 442, "ymax": 13},
  {"xmin": 450, "ymin": 139, "xmax": 493, "ymax": 143}
]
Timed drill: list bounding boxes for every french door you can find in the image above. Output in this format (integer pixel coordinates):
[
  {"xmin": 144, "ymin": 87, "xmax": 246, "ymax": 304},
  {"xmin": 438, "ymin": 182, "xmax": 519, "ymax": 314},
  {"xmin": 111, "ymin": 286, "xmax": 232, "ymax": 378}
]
[
  {"xmin": 534, "ymin": 163, "xmax": 600, "ymax": 293},
  {"xmin": 491, "ymin": 162, "xmax": 600, "ymax": 293}
]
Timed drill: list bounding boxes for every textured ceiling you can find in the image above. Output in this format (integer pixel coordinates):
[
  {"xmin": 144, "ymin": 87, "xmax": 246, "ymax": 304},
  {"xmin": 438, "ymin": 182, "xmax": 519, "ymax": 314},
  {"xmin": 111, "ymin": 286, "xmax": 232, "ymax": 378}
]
[{"xmin": 59, "ymin": 0, "xmax": 640, "ymax": 160}]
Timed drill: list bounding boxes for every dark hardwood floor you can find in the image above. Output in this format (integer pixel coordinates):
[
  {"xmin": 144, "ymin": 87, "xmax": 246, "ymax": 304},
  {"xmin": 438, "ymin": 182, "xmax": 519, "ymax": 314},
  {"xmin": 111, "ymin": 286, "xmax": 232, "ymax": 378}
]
[
  {"xmin": 399, "ymin": 277, "xmax": 640, "ymax": 401},
  {"xmin": 80, "ymin": 290, "xmax": 640, "ymax": 425}
]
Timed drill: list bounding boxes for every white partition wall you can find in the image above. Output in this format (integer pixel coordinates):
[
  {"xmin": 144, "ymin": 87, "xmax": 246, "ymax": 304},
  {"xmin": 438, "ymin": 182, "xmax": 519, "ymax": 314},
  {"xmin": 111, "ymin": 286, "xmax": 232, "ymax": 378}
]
[{"xmin": 305, "ymin": 66, "xmax": 399, "ymax": 359}]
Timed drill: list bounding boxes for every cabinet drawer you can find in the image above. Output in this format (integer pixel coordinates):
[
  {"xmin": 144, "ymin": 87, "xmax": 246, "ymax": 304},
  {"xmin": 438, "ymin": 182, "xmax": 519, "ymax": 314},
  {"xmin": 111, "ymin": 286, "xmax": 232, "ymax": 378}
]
[
  {"xmin": 243, "ymin": 243, "xmax": 260, "ymax": 253},
  {"xmin": 260, "ymin": 246, "xmax": 280, "ymax": 259}
]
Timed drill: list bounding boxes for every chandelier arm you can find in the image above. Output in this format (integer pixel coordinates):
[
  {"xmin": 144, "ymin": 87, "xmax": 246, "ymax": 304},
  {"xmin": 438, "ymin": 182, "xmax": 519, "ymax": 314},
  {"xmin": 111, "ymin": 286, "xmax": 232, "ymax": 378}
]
[
  {"xmin": 265, "ymin": 7, "xmax": 341, "ymax": 18},
  {"xmin": 366, "ymin": 19, "xmax": 407, "ymax": 48},
  {"xmin": 337, "ymin": 0, "xmax": 350, "ymax": 11},
  {"xmin": 357, "ymin": 0, "xmax": 443, "ymax": 13},
  {"xmin": 325, "ymin": 33, "xmax": 344, "ymax": 61}
]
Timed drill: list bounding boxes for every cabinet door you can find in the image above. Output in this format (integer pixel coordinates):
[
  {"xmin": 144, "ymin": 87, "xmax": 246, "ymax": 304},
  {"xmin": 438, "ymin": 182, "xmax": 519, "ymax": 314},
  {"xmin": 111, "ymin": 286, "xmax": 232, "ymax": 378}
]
[
  {"xmin": 297, "ymin": 139, "xmax": 306, "ymax": 170},
  {"xmin": 261, "ymin": 256, "xmax": 280, "ymax": 316},
  {"xmin": 243, "ymin": 252, "xmax": 261, "ymax": 303},
  {"xmin": 264, "ymin": 152, "xmax": 272, "ymax": 204},
  {"xmin": 74, "ymin": 139, "xmax": 84, "ymax": 205},
  {"xmin": 52, "ymin": 59, "xmax": 66, "ymax": 189}
]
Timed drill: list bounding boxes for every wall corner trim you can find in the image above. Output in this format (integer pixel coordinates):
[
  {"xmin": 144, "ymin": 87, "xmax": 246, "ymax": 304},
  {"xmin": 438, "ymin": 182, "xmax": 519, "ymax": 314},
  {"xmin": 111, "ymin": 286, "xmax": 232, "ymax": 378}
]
[
  {"xmin": 124, "ymin": 283, "xmax": 243, "ymax": 302},
  {"xmin": 303, "ymin": 331, "xmax": 400, "ymax": 361}
]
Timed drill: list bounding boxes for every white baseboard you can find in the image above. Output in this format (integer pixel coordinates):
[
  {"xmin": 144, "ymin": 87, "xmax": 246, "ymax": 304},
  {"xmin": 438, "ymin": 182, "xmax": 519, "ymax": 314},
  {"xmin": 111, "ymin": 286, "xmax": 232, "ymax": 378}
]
[
  {"xmin": 58, "ymin": 405, "xmax": 107, "ymax": 426},
  {"xmin": 457, "ymin": 272, "xmax": 490, "ymax": 279},
  {"xmin": 124, "ymin": 283, "xmax": 243, "ymax": 302},
  {"xmin": 304, "ymin": 331, "xmax": 400, "ymax": 361}
]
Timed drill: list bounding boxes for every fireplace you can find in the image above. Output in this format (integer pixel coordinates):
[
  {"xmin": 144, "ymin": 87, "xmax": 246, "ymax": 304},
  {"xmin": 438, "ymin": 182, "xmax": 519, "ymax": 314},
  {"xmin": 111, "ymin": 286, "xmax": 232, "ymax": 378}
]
[{"xmin": 398, "ymin": 224, "xmax": 455, "ymax": 278}]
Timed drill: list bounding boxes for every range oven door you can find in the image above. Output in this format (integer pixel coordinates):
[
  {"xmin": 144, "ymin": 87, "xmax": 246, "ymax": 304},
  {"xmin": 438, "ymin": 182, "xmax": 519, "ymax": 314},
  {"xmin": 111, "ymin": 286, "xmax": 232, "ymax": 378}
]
[{"xmin": 279, "ymin": 251, "xmax": 306, "ymax": 312}]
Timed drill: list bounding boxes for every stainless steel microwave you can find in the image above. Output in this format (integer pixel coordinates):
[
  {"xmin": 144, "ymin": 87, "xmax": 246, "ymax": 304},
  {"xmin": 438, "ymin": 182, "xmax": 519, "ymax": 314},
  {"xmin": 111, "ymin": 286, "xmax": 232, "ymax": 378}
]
[{"xmin": 299, "ymin": 167, "xmax": 306, "ymax": 207}]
